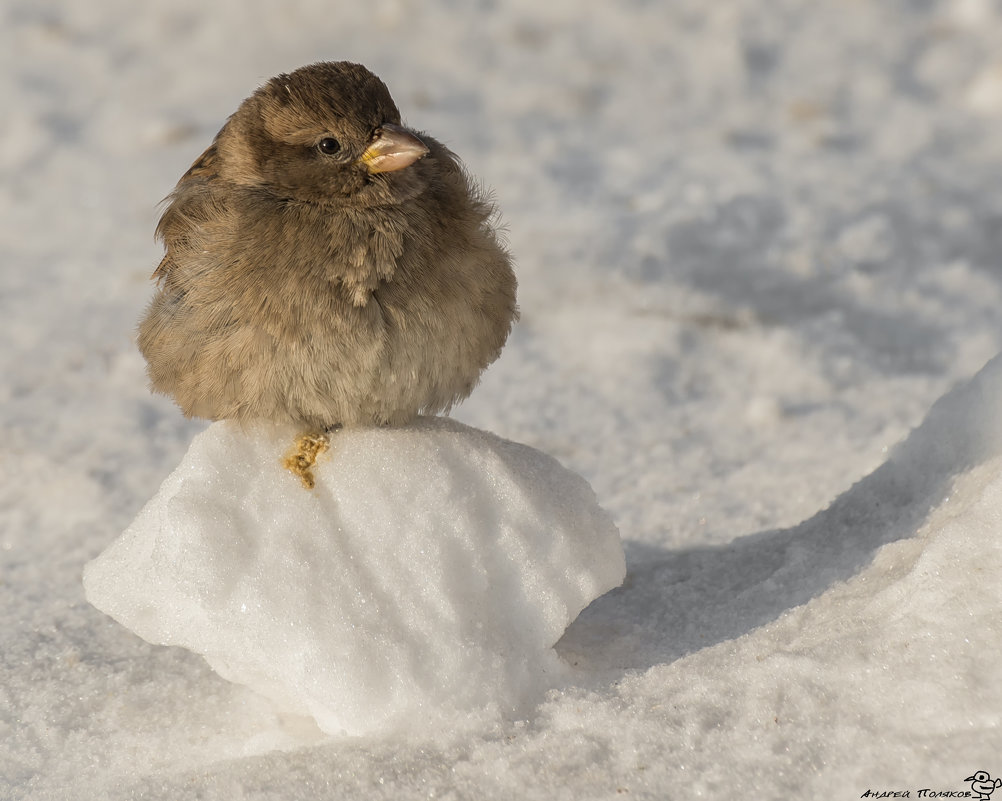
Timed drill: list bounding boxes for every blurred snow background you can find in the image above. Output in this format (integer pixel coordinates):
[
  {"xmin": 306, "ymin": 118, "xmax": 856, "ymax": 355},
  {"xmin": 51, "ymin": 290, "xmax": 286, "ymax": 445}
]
[{"xmin": 2, "ymin": 0, "xmax": 1002, "ymax": 798}]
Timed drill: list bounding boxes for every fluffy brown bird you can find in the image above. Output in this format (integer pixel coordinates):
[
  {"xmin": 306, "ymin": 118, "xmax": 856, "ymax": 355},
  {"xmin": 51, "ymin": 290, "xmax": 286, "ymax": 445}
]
[{"xmin": 138, "ymin": 62, "xmax": 517, "ymax": 467}]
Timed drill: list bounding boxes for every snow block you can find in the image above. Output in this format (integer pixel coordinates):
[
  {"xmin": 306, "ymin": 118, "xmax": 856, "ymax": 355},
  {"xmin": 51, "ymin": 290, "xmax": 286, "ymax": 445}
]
[{"xmin": 83, "ymin": 417, "xmax": 625, "ymax": 736}]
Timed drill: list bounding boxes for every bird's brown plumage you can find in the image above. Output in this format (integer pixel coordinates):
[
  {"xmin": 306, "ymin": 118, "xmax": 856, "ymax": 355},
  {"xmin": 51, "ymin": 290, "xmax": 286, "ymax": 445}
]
[{"xmin": 138, "ymin": 61, "xmax": 517, "ymax": 431}]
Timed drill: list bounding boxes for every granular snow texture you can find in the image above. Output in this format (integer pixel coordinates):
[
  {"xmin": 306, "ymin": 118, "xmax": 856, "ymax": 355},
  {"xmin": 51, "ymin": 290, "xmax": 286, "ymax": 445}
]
[
  {"xmin": 83, "ymin": 418, "xmax": 625, "ymax": 737},
  {"xmin": 3, "ymin": 0, "xmax": 1002, "ymax": 798}
]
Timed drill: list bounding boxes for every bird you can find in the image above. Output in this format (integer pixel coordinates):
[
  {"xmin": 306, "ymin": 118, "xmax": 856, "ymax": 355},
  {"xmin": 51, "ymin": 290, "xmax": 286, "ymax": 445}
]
[
  {"xmin": 966, "ymin": 772, "xmax": 1002, "ymax": 801},
  {"xmin": 137, "ymin": 62, "xmax": 518, "ymax": 486}
]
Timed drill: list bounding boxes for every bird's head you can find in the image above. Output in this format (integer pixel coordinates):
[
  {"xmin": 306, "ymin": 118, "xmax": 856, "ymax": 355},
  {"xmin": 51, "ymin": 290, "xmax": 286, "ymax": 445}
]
[{"xmin": 216, "ymin": 61, "xmax": 431, "ymax": 207}]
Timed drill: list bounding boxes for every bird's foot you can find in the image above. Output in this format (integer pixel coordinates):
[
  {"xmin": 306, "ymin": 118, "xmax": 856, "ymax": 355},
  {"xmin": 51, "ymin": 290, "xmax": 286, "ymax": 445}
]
[{"xmin": 283, "ymin": 430, "xmax": 334, "ymax": 489}]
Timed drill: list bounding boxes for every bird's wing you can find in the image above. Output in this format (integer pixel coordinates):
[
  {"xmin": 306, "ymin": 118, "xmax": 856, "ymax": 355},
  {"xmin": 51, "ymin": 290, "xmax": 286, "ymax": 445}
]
[
  {"xmin": 152, "ymin": 142, "xmax": 221, "ymax": 284},
  {"xmin": 179, "ymin": 141, "xmax": 219, "ymax": 182}
]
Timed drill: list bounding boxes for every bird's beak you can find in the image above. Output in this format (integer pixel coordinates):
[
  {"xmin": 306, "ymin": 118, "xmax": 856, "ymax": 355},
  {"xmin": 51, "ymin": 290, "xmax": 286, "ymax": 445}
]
[
  {"xmin": 358, "ymin": 123, "xmax": 429, "ymax": 174},
  {"xmin": 966, "ymin": 776, "xmax": 977, "ymax": 782}
]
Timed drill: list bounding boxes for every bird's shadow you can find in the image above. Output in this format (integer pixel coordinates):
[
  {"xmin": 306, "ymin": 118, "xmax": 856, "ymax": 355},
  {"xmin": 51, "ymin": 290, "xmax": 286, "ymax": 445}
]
[{"xmin": 557, "ymin": 354, "xmax": 1002, "ymax": 676}]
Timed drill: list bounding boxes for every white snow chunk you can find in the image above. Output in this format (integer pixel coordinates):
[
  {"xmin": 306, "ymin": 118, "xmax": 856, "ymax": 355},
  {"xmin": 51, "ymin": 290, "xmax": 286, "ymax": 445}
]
[{"xmin": 83, "ymin": 417, "xmax": 625, "ymax": 736}]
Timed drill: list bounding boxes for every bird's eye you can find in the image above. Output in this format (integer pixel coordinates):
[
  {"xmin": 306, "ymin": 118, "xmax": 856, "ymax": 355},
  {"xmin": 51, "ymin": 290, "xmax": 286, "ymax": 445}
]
[{"xmin": 317, "ymin": 137, "xmax": 341, "ymax": 155}]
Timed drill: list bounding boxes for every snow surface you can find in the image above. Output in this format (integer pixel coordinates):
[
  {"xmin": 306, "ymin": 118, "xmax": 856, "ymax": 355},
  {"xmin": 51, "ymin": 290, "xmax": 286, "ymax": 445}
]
[
  {"xmin": 4, "ymin": 0, "xmax": 1002, "ymax": 798},
  {"xmin": 83, "ymin": 418, "xmax": 625, "ymax": 737}
]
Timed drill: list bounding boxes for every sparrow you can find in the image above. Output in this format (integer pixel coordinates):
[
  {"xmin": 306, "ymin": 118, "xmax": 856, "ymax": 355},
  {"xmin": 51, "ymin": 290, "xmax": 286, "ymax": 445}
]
[{"xmin": 137, "ymin": 62, "xmax": 518, "ymax": 485}]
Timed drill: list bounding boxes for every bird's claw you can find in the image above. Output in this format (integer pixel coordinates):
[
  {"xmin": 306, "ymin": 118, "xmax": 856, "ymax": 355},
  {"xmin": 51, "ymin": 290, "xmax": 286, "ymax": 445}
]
[{"xmin": 283, "ymin": 431, "xmax": 332, "ymax": 489}]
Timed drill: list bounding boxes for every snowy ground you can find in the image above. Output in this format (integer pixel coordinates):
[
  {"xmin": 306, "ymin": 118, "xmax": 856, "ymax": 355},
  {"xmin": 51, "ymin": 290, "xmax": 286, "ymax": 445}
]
[{"xmin": 3, "ymin": 0, "xmax": 1002, "ymax": 798}]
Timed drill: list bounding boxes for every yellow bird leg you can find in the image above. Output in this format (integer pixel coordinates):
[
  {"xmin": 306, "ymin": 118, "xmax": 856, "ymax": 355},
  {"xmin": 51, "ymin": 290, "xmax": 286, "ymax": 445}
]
[{"xmin": 283, "ymin": 432, "xmax": 331, "ymax": 489}]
